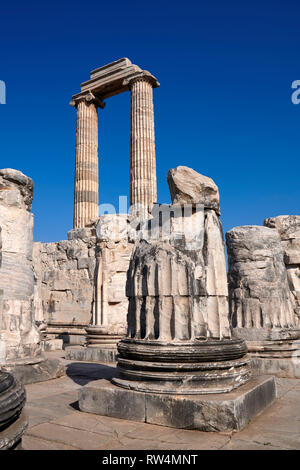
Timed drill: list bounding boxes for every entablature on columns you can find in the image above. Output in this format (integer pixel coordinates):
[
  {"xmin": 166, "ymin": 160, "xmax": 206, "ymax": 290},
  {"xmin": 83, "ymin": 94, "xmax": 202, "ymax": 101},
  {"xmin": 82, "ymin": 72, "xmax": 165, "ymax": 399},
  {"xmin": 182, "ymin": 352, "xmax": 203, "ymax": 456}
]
[{"xmin": 70, "ymin": 58, "xmax": 159, "ymax": 106}]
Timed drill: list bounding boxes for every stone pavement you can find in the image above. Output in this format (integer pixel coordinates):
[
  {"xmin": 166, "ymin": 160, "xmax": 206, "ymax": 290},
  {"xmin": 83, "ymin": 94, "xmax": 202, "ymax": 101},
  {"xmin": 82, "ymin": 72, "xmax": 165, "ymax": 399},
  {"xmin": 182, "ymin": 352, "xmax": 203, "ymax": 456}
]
[{"xmin": 22, "ymin": 352, "xmax": 300, "ymax": 450}]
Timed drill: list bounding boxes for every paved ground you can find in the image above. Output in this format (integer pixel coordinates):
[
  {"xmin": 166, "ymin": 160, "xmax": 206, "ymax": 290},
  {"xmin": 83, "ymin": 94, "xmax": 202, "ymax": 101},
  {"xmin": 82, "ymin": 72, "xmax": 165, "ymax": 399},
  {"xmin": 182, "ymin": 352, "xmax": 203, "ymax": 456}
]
[{"xmin": 22, "ymin": 352, "xmax": 300, "ymax": 450}]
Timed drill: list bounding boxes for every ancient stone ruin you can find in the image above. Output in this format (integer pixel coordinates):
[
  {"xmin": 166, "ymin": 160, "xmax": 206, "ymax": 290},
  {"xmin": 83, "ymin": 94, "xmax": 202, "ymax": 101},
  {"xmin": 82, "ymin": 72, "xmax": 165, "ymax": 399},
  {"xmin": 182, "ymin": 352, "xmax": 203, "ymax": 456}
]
[
  {"xmin": 78, "ymin": 166, "xmax": 276, "ymax": 432},
  {"xmin": 32, "ymin": 58, "xmax": 160, "ymax": 357},
  {"xmin": 70, "ymin": 57, "xmax": 159, "ymax": 228},
  {"xmin": 0, "ymin": 59, "xmax": 299, "ymax": 447}
]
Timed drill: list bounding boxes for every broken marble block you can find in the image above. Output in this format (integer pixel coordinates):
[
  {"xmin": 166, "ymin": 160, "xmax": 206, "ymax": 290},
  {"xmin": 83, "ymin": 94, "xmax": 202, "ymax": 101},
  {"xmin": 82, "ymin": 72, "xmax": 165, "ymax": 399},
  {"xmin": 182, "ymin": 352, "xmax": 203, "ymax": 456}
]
[{"xmin": 167, "ymin": 165, "xmax": 220, "ymax": 214}]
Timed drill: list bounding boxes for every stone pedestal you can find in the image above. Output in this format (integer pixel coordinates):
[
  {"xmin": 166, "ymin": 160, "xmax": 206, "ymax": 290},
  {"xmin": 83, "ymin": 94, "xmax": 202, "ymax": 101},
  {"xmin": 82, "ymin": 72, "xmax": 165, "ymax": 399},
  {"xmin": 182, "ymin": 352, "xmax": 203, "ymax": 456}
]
[
  {"xmin": 2, "ymin": 355, "xmax": 64, "ymax": 385},
  {"xmin": 78, "ymin": 167, "xmax": 276, "ymax": 430},
  {"xmin": 73, "ymin": 325, "xmax": 121, "ymax": 362},
  {"xmin": 79, "ymin": 374, "xmax": 275, "ymax": 432},
  {"xmin": 226, "ymin": 225, "xmax": 300, "ymax": 378},
  {"xmin": 0, "ymin": 169, "xmax": 65, "ymax": 384}
]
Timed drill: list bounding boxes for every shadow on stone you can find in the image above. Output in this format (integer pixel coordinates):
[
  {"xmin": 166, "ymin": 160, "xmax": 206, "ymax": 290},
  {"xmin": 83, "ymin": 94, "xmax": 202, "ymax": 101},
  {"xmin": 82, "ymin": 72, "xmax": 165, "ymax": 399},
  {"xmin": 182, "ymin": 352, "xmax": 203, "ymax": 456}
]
[
  {"xmin": 69, "ymin": 400, "xmax": 80, "ymax": 411},
  {"xmin": 66, "ymin": 362, "xmax": 116, "ymax": 386}
]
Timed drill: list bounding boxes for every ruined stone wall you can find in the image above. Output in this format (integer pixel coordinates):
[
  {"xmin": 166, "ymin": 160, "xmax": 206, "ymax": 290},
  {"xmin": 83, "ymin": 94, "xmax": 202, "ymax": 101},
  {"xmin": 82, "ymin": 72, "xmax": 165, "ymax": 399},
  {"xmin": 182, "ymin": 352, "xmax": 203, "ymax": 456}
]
[
  {"xmin": 33, "ymin": 227, "xmax": 97, "ymax": 342},
  {"xmin": 33, "ymin": 218, "xmax": 134, "ymax": 344}
]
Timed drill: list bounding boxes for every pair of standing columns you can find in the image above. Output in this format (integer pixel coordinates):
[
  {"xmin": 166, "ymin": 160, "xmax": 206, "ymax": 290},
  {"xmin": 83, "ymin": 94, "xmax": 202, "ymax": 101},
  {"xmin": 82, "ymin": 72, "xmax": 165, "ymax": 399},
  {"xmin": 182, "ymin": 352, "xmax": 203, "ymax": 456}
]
[{"xmin": 73, "ymin": 74, "xmax": 158, "ymax": 229}]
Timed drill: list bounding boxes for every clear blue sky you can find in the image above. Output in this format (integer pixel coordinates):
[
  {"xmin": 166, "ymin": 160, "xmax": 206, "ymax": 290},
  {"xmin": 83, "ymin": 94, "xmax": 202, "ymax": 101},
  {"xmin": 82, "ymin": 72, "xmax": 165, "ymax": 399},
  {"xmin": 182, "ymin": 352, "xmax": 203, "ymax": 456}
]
[{"xmin": 0, "ymin": 0, "xmax": 299, "ymax": 242}]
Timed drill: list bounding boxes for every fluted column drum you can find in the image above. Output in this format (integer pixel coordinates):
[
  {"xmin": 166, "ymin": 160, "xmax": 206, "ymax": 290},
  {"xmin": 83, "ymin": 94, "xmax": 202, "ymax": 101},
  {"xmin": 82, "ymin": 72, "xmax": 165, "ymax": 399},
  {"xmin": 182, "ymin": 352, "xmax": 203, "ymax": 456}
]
[
  {"xmin": 113, "ymin": 239, "xmax": 250, "ymax": 394},
  {"xmin": 112, "ymin": 180, "xmax": 252, "ymax": 394},
  {"xmin": 226, "ymin": 225, "xmax": 300, "ymax": 361},
  {"xmin": 73, "ymin": 97, "xmax": 99, "ymax": 229},
  {"xmin": 130, "ymin": 77, "xmax": 157, "ymax": 214}
]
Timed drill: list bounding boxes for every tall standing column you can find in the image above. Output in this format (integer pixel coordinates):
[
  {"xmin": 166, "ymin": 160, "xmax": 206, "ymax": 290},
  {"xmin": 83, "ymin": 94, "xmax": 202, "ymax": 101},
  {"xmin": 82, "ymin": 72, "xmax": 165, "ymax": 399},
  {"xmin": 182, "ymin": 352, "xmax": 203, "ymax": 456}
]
[
  {"xmin": 71, "ymin": 93, "xmax": 104, "ymax": 229},
  {"xmin": 127, "ymin": 73, "xmax": 159, "ymax": 214}
]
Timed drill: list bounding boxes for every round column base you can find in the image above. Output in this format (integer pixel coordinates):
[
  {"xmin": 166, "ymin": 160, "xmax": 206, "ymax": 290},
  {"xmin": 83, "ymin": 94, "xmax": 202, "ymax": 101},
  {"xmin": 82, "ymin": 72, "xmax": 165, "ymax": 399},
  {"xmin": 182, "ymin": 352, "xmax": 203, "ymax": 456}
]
[
  {"xmin": 86, "ymin": 326, "xmax": 123, "ymax": 349},
  {"xmin": 3, "ymin": 355, "xmax": 65, "ymax": 385},
  {"xmin": 112, "ymin": 338, "xmax": 251, "ymax": 395},
  {"xmin": 246, "ymin": 338, "xmax": 300, "ymax": 358},
  {"xmin": 0, "ymin": 371, "xmax": 28, "ymax": 450}
]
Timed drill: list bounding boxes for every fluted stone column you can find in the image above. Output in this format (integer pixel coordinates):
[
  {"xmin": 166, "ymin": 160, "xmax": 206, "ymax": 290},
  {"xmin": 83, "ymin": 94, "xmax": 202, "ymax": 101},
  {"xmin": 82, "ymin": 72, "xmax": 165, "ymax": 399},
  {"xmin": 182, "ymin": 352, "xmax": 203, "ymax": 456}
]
[
  {"xmin": 0, "ymin": 302, "xmax": 28, "ymax": 449},
  {"xmin": 0, "ymin": 169, "xmax": 65, "ymax": 384},
  {"xmin": 112, "ymin": 167, "xmax": 251, "ymax": 394},
  {"xmin": 0, "ymin": 224, "xmax": 27, "ymax": 450},
  {"xmin": 126, "ymin": 73, "xmax": 159, "ymax": 214},
  {"xmin": 264, "ymin": 215, "xmax": 300, "ymax": 321},
  {"xmin": 72, "ymin": 93, "xmax": 105, "ymax": 229}
]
